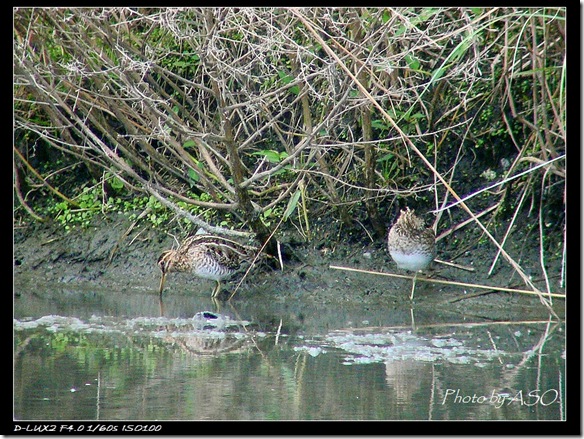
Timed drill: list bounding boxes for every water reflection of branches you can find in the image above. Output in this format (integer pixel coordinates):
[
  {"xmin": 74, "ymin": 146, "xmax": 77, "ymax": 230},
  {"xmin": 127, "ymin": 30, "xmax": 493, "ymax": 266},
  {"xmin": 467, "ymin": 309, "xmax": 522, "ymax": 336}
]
[{"xmin": 495, "ymin": 318, "xmax": 563, "ymax": 394}]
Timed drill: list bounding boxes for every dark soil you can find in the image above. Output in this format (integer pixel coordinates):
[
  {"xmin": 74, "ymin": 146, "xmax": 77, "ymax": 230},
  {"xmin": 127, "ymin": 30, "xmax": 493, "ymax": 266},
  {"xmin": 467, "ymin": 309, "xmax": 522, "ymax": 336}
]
[{"xmin": 13, "ymin": 211, "xmax": 565, "ymax": 323}]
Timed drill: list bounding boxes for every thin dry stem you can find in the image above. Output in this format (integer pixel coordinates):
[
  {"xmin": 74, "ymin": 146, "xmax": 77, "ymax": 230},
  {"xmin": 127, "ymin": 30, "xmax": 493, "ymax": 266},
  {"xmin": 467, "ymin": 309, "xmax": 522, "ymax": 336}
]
[{"xmin": 329, "ymin": 265, "xmax": 564, "ymax": 300}]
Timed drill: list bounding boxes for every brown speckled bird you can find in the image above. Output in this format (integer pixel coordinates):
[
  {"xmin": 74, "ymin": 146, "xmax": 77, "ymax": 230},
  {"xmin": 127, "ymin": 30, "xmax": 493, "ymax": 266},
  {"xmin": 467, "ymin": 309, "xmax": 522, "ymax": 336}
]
[
  {"xmin": 387, "ymin": 207, "xmax": 436, "ymax": 300},
  {"xmin": 157, "ymin": 233, "xmax": 259, "ymax": 298}
]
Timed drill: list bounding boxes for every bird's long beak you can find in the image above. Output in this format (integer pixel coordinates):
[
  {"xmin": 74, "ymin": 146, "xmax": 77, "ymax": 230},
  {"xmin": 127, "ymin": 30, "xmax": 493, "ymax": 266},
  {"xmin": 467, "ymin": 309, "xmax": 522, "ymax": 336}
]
[{"xmin": 158, "ymin": 272, "xmax": 167, "ymax": 296}]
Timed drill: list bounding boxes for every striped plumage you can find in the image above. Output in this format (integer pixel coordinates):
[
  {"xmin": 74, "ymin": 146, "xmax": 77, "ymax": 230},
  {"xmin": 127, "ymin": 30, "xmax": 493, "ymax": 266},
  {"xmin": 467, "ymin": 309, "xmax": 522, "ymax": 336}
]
[
  {"xmin": 157, "ymin": 234, "xmax": 259, "ymax": 298},
  {"xmin": 387, "ymin": 207, "xmax": 436, "ymax": 300}
]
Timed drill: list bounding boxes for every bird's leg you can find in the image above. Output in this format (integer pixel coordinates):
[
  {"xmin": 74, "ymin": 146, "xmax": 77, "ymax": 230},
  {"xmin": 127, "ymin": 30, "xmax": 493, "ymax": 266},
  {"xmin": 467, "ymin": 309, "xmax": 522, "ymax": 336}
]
[
  {"xmin": 211, "ymin": 280, "xmax": 221, "ymax": 298},
  {"xmin": 410, "ymin": 307, "xmax": 416, "ymax": 331},
  {"xmin": 410, "ymin": 272, "xmax": 418, "ymax": 301},
  {"xmin": 211, "ymin": 296, "xmax": 222, "ymax": 310},
  {"xmin": 158, "ymin": 272, "xmax": 167, "ymax": 297}
]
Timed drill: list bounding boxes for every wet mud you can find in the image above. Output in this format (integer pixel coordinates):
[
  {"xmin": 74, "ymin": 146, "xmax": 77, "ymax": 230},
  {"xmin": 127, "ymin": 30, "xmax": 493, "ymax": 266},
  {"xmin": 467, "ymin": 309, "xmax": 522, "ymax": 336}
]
[{"xmin": 13, "ymin": 213, "xmax": 565, "ymax": 324}]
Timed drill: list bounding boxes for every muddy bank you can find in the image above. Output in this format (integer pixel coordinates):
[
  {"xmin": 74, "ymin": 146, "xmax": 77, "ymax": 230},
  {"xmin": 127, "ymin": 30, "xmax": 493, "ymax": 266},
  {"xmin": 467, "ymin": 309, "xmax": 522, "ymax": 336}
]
[{"xmin": 13, "ymin": 213, "xmax": 565, "ymax": 322}]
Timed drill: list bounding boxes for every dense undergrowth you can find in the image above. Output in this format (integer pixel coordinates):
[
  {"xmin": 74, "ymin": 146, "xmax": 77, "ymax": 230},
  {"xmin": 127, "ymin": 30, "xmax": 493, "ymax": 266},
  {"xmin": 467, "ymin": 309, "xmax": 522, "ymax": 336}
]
[{"xmin": 14, "ymin": 7, "xmax": 566, "ymax": 300}]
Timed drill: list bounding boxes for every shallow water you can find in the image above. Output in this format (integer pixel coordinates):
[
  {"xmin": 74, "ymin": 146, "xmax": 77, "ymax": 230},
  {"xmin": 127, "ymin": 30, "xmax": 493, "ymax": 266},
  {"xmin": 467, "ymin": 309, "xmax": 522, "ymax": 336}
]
[{"xmin": 13, "ymin": 284, "xmax": 565, "ymax": 421}]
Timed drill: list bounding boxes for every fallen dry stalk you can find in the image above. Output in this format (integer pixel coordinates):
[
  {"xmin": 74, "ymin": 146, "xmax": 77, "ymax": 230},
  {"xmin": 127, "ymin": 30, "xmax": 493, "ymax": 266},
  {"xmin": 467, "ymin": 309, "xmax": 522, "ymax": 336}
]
[
  {"xmin": 329, "ymin": 264, "xmax": 564, "ymax": 299},
  {"xmin": 434, "ymin": 258, "xmax": 475, "ymax": 272}
]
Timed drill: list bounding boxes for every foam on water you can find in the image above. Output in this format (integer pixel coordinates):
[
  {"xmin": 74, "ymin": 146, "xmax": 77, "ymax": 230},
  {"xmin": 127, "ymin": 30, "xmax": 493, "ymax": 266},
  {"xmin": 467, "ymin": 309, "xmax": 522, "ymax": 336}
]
[
  {"xmin": 294, "ymin": 330, "xmax": 508, "ymax": 366},
  {"xmin": 14, "ymin": 312, "xmax": 251, "ymax": 338}
]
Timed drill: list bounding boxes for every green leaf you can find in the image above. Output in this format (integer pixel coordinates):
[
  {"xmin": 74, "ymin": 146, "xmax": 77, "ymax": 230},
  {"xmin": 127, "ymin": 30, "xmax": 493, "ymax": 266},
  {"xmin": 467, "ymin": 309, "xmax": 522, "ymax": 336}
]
[
  {"xmin": 188, "ymin": 168, "xmax": 199, "ymax": 182},
  {"xmin": 407, "ymin": 112, "xmax": 425, "ymax": 121},
  {"xmin": 271, "ymin": 165, "xmax": 292, "ymax": 176},
  {"xmin": 404, "ymin": 53, "xmax": 420, "ymax": 71},
  {"xmin": 376, "ymin": 152, "xmax": 395, "ymax": 163},
  {"xmin": 283, "ymin": 189, "xmax": 302, "ymax": 221},
  {"xmin": 110, "ymin": 176, "xmax": 124, "ymax": 190},
  {"xmin": 252, "ymin": 150, "xmax": 288, "ymax": 163},
  {"xmin": 371, "ymin": 119, "xmax": 387, "ymax": 130},
  {"xmin": 278, "ymin": 70, "xmax": 300, "ymax": 95},
  {"xmin": 183, "ymin": 140, "xmax": 196, "ymax": 149},
  {"xmin": 382, "ymin": 9, "xmax": 391, "ymax": 23},
  {"xmin": 278, "ymin": 70, "xmax": 293, "ymax": 84}
]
